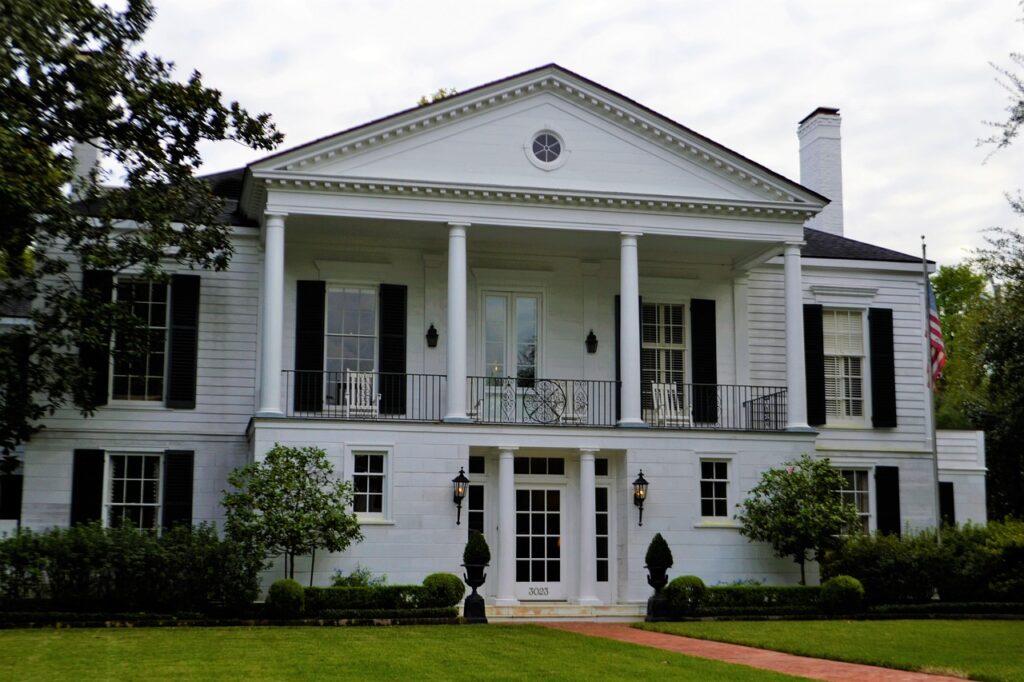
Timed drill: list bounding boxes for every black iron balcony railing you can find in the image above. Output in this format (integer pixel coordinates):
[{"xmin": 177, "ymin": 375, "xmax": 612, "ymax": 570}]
[{"xmin": 280, "ymin": 370, "xmax": 787, "ymax": 431}]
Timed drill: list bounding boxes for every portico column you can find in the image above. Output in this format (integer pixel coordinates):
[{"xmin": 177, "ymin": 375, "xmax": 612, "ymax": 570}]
[
  {"xmin": 257, "ymin": 213, "xmax": 286, "ymax": 416},
  {"xmin": 784, "ymin": 242, "xmax": 811, "ymax": 431},
  {"xmin": 619, "ymin": 232, "xmax": 645, "ymax": 426},
  {"xmin": 444, "ymin": 222, "xmax": 470, "ymax": 422},
  {"xmin": 496, "ymin": 446, "xmax": 519, "ymax": 606},
  {"xmin": 577, "ymin": 449, "xmax": 600, "ymax": 605}
]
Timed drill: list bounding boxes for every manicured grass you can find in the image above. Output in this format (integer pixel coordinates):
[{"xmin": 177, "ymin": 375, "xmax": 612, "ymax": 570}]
[
  {"xmin": 637, "ymin": 620, "xmax": 1024, "ymax": 682},
  {"xmin": 0, "ymin": 624, "xmax": 800, "ymax": 681}
]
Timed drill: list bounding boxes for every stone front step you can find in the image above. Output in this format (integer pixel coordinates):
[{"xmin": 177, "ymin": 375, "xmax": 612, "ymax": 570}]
[{"xmin": 482, "ymin": 602, "xmax": 646, "ymax": 622}]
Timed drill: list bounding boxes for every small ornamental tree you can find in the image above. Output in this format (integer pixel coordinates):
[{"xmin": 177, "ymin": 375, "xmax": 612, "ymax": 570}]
[
  {"xmin": 737, "ymin": 454, "xmax": 859, "ymax": 584},
  {"xmin": 223, "ymin": 444, "xmax": 363, "ymax": 585}
]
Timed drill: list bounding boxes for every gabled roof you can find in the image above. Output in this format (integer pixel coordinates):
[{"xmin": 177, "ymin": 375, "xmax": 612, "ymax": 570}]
[{"xmin": 250, "ymin": 65, "xmax": 828, "ymax": 204}]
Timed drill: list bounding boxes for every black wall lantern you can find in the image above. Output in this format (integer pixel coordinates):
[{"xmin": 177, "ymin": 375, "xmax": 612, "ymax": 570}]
[
  {"xmin": 585, "ymin": 329, "xmax": 598, "ymax": 354},
  {"xmin": 452, "ymin": 467, "xmax": 470, "ymax": 525},
  {"xmin": 426, "ymin": 324, "xmax": 439, "ymax": 348},
  {"xmin": 633, "ymin": 470, "xmax": 649, "ymax": 526}
]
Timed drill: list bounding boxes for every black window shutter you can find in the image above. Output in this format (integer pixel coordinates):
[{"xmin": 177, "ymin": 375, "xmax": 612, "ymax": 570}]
[
  {"xmin": 614, "ymin": 295, "xmax": 642, "ymax": 422},
  {"xmin": 79, "ymin": 271, "xmax": 113, "ymax": 407},
  {"xmin": 162, "ymin": 450, "xmax": 194, "ymax": 530},
  {"xmin": 875, "ymin": 465, "xmax": 901, "ymax": 536},
  {"xmin": 71, "ymin": 449, "xmax": 104, "ymax": 525},
  {"xmin": 803, "ymin": 304, "xmax": 826, "ymax": 427},
  {"xmin": 378, "ymin": 284, "xmax": 408, "ymax": 415},
  {"xmin": 690, "ymin": 299, "xmax": 718, "ymax": 423},
  {"xmin": 939, "ymin": 481, "xmax": 956, "ymax": 527},
  {"xmin": 869, "ymin": 308, "xmax": 898, "ymax": 428},
  {"xmin": 294, "ymin": 281, "xmax": 326, "ymax": 412},
  {"xmin": 0, "ymin": 475, "xmax": 23, "ymax": 520},
  {"xmin": 166, "ymin": 274, "xmax": 201, "ymax": 409}
]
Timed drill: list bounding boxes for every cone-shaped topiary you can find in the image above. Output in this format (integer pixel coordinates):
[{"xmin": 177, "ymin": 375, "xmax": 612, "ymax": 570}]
[
  {"xmin": 645, "ymin": 533, "xmax": 674, "ymax": 568},
  {"xmin": 463, "ymin": 531, "xmax": 491, "ymax": 565}
]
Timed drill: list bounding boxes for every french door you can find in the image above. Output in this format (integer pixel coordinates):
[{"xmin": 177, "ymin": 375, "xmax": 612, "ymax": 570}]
[{"xmin": 514, "ymin": 487, "xmax": 565, "ymax": 600}]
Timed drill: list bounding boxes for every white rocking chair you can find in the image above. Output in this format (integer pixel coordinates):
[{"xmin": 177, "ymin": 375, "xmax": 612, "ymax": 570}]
[
  {"xmin": 651, "ymin": 382, "xmax": 690, "ymax": 427},
  {"xmin": 343, "ymin": 370, "xmax": 380, "ymax": 419}
]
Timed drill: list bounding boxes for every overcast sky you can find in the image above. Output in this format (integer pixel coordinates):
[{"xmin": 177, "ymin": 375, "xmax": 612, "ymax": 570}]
[{"xmin": 142, "ymin": 0, "xmax": 1024, "ymax": 266}]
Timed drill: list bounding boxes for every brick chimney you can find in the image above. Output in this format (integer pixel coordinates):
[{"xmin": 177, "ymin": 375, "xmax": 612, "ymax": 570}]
[{"xmin": 798, "ymin": 107, "xmax": 843, "ymax": 236}]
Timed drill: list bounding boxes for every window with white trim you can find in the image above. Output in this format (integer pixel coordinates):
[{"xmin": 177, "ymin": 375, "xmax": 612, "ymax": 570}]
[
  {"xmin": 105, "ymin": 453, "xmax": 161, "ymax": 529},
  {"xmin": 111, "ymin": 280, "xmax": 168, "ymax": 401},
  {"xmin": 641, "ymin": 303, "xmax": 685, "ymax": 415},
  {"xmin": 484, "ymin": 293, "xmax": 539, "ymax": 387},
  {"xmin": 823, "ymin": 309, "xmax": 865, "ymax": 422},
  {"xmin": 700, "ymin": 460, "xmax": 729, "ymax": 518},
  {"xmin": 352, "ymin": 451, "xmax": 386, "ymax": 515},
  {"xmin": 837, "ymin": 469, "xmax": 870, "ymax": 533},
  {"xmin": 326, "ymin": 287, "xmax": 377, "ymax": 405}
]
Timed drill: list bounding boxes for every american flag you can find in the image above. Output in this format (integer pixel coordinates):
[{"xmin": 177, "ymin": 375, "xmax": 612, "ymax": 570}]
[{"xmin": 927, "ymin": 282, "xmax": 947, "ymax": 388}]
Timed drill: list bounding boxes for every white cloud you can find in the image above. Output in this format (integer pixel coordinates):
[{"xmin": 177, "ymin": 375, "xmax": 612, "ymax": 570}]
[{"xmin": 144, "ymin": 0, "xmax": 1024, "ymax": 265}]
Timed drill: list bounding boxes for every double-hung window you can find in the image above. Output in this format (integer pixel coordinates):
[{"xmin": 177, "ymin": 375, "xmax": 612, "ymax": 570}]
[
  {"xmin": 111, "ymin": 280, "xmax": 169, "ymax": 402},
  {"xmin": 641, "ymin": 303, "xmax": 686, "ymax": 414},
  {"xmin": 325, "ymin": 287, "xmax": 377, "ymax": 405},
  {"xmin": 699, "ymin": 460, "xmax": 729, "ymax": 518},
  {"xmin": 823, "ymin": 309, "xmax": 865, "ymax": 423},
  {"xmin": 105, "ymin": 453, "xmax": 162, "ymax": 530},
  {"xmin": 484, "ymin": 293, "xmax": 538, "ymax": 386},
  {"xmin": 352, "ymin": 451, "xmax": 386, "ymax": 515},
  {"xmin": 837, "ymin": 469, "xmax": 870, "ymax": 533}
]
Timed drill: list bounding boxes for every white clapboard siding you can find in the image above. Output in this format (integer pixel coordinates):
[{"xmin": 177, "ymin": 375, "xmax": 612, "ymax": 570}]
[{"xmin": 937, "ymin": 430, "xmax": 986, "ymax": 470}]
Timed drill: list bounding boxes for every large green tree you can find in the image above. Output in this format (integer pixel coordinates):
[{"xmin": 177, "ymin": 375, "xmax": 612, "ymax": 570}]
[
  {"xmin": 0, "ymin": 0, "xmax": 282, "ymax": 465},
  {"xmin": 737, "ymin": 454, "xmax": 860, "ymax": 585},
  {"xmin": 222, "ymin": 445, "xmax": 364, "ymax": 585},
  {"xmin": 932, "ymin": 264, "xmax": 990, "ymax": 430},
  {"xmin": 975, "ymin": 8, "xmax": 1024, "ymax": 519}
]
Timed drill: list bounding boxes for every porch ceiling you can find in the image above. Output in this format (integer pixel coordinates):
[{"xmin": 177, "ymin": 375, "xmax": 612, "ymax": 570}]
[{"xmin": 282, "ymin": 215, "xmax": 784, "ymax": 267}]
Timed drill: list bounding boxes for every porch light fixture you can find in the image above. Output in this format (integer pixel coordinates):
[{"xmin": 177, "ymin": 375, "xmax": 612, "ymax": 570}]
[
  {"xmin": 452, "ymin": 467, "xmax": 470, "ymax": 525},
  {"xmin": 585, "ymin": 329, "xmax": 598, "ymax": 354},
  {"xmin": 426, "ymin": 324, "xmax": 439, "ymax": 348},
  {"xmin": 633, "ymin": 470, "xmax": 649, "ymax": 527}
]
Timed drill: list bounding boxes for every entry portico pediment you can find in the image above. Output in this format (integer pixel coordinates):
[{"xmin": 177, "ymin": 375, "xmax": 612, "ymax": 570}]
[{"xmin": 245, "ymin": 65, "xmax": 825, "ymax": 218}]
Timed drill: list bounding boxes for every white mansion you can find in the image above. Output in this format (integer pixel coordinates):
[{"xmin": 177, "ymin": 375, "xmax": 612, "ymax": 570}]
[{"xmin": 7, "ymin": 65, "xmax": 986, "ymax": 609}]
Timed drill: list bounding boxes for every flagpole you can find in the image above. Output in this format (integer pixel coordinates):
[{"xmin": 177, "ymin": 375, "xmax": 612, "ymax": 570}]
[{"xmin": 922, "ymin": 236, "xmax": 943, "ymax": 540}]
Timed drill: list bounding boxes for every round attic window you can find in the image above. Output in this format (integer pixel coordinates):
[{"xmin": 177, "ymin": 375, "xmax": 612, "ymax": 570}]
[
  {"xmin": 532, "ymin": 132, "xmax": 561, "ymax": 163},
  {"xmin": 525, "ymin": 129, "xmax": 568, "ymax": 170}
]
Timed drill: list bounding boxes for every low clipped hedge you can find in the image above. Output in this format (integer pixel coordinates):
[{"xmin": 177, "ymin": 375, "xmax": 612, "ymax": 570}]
[
  {"xmin": 304, "ymin": 573, "xmax": 464, "ymax": 616},
  {"xmin": 317, "ymin": 607, "xmax": 458, "ymax": 620},
  {"xmin": 702, "ymin": 585, "xmax": 820, "ymax": 613}
]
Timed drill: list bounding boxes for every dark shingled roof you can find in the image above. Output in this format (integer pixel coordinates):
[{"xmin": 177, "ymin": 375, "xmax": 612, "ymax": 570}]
[
  {"xmin": 201, "ymin": 167, "xmax": 255, "ymax": 227},
  {"xmin": 803, "ymin": 227, "xmax": 922, "ymax": 263}
]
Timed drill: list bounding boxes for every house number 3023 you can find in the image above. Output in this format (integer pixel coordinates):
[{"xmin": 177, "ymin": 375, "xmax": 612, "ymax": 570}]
[{"xmin": 528, "ymin": 587, "xmax": 549, "ymax": 596}]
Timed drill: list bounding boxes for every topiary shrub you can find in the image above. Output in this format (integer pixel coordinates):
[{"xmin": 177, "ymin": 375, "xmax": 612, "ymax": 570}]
[
  {"xmin": 422, "ymin": 573, "xmax": 465, "ymax": 607},
  {"xmin": 665, "ymin": 575, "xmax": 706, "ymax": 617},
  {"xmin": 644, "ymin": 533, "xmax": 673, "ymax": 568},
  {"xmin": 266, "ymin": 579, "xmax": 304, "ymax": 618},
  {"xmin": 820, "ymin": 575, "xmax": 864, "ymax": 615},
  {"xmin": 463, "ymin": 531, "xmax": 491, "ymax": 565}
]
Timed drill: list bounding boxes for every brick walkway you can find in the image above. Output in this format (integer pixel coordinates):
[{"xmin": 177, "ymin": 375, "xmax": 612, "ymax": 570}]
[{"xmin": 540, "ymin": 622, "xmax": 966, "ymax": 681}]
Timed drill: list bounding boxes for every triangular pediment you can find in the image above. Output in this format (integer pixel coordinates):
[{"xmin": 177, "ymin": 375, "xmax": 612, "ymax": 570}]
[{"xmin": 248, "ymin": 65, "xmax": 823, "ymax": 208}]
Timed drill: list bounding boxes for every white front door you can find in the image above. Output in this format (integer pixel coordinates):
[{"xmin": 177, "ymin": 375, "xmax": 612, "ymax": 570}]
[{"xmin": 514, "ymin": 487, "xmax": 565, "ymax": 600}]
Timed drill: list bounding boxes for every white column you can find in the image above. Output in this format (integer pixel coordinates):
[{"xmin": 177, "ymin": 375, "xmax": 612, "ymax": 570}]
[
  {"xmin": 495, "ymin": 446, "xmax": 519, "ymax": 606},
  {"xmin": 784, "ymin": 242, "xmax": 811, "ymax": 431},
  {"xmin": 619, "ymin": 232, "xmax": 645, "ymax": 426},
  {"xmin": 577, "ymin": 449, "xmax": 600, "ymax": 605},
  {"xmin": 444, "ymin": 222, "xmax": 470, "ymax": 422},
  {"xmin": 257, "ymin": 213, "xmax": 286, "ymax": 416}
]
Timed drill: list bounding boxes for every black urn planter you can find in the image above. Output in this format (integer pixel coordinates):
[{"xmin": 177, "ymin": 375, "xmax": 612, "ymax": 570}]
[
  {"xmin": 462, "ymin": 563, "xmax": 488, "ymax": 624},
  {"xmin": 645, "ymin": 564, "xmax": 672, "ymax": 622}
]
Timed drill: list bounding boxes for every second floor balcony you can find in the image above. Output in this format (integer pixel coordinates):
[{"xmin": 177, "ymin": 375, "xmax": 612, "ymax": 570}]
[{"xmin": 280, "ymin": 369, "xmax": 787, "ymax": 432}]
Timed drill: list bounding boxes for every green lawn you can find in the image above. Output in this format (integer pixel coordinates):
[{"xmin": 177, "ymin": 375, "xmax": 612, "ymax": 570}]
[
  {"xmin": 0, "ymin": 624, "xmax": 800, "ymax": 681},
  {"xmin": 637, "ymin": 620, "xmax": 1024, "ymax": 682}
]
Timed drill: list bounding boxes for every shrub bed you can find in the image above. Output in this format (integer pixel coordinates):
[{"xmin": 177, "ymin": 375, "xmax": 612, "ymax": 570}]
[
  {"xmin": 823, "ymin": 519, "xmax": 1024, "ymax": 604},
  {"xmin": 0, "ymin": 523, "xmax": 263, "ymax": 614},
  {"xmin": 305, "ymin": 573, "xmax": 464, "ymax": 616},
  {"xmin": 703, "ymin": 585, "xmax": 820, "ymax": 611}
]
